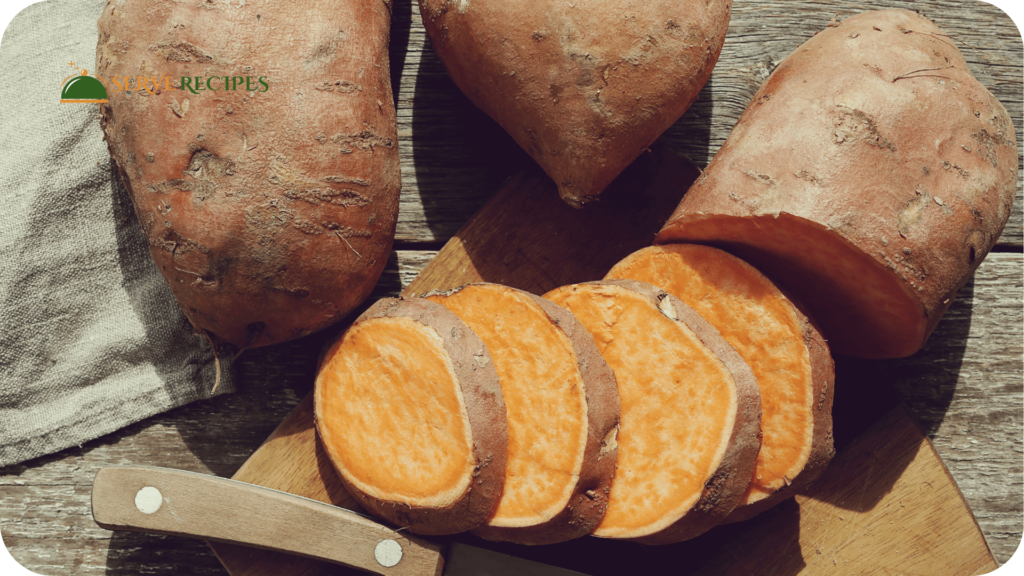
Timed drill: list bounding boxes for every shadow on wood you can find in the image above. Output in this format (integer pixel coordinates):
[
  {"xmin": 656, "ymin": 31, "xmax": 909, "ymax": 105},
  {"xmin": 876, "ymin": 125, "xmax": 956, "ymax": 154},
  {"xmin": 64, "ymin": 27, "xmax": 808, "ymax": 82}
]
[
  {"xmin": 403, "ymin": 140, "xmax": 701, "ymax": 297},
  {"xmin": 687, "ymin": 406, "xmax": 995, "ymax": 576},
  {"xmin": 407, "ymin": 19, "xmax": 530, "ymax": 242},
  {"xmin": 388, "ymin": 0, "xmax": 414, "ymax": 109},
  {"xmin": 663, "ymin": 73, "xmax": 718, "ymax": 169},
  {"xmin": 104, "ymin": 530, "xmax": 227, "ymax": 575},
  {"xmin": 882, "ymin": 275, "xmax": 974, "ymax": 438}
]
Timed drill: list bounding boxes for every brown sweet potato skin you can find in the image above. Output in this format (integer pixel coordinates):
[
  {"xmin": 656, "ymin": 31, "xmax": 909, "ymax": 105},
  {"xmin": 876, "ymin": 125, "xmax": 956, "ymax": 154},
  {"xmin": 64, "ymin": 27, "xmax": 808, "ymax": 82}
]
[
  {"xmin": 606, "ymin": 245, "xmax": 835, "ymax": 523},
  {"xmin": 315, "ymin": 297, "xmax": 507, "ymax": 536},
  {"xmin": 470, "ymin": 289, "xmax": 620, "ymax": 545},
  {"xmin": 418, "ymin": 0, "xmax": 730, "ymax": 207},
  {"xmin": 605, "ymin": 280, "xmax": 761, "ymax": 545},
  {"xmin": 724, "ymin": 314, "xmax": 835, "ymax": 523},
  {"xmin": 656, "ymin": 9, "xmax": 1017, "ymax": 359},
  {"xmin": 545, "ymin": 279, "xmax": 761, "ymax": 544},
  {"xmin": 96, "ymin": 0, "xmax": 400, "ymax": 352}
]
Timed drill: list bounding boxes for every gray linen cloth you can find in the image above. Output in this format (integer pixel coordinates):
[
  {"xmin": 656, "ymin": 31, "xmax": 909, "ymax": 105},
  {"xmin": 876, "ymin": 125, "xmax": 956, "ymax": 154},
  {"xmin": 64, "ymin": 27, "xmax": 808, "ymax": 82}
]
[{"xmin": 0, "ymin": 0, "xmax": 234, "ymax": 467}]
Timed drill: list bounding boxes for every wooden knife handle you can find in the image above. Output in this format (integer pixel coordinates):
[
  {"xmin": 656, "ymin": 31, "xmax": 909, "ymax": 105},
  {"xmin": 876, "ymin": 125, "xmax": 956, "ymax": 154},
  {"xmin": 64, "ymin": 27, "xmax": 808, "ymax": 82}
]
[{"xmin": 91, "ymin": 466, "xmax": 444, "ymax": 576}]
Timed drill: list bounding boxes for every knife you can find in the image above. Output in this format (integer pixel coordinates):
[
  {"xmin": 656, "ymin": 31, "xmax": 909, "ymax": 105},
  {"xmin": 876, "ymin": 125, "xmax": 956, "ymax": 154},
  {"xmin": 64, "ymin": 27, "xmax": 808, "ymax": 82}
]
[{"xmin": 91, "ymin": 466, "xmax": 588, "ymax": 576}]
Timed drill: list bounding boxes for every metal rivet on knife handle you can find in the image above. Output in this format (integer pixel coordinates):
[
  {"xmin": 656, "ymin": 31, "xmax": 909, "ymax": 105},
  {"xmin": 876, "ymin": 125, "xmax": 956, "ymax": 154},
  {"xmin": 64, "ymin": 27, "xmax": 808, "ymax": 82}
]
[
  {"xmin": 374, "ymin": 539, "xmax": 403, "ymax": 567},
  {"xmin": 134, "ymin": 487, "xmax": 162, "ymax": 514}
]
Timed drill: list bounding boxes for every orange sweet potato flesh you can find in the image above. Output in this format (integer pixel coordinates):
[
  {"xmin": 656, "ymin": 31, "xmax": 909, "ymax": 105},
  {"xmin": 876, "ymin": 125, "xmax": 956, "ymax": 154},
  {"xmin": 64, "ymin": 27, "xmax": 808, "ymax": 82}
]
[
  {"xmin": 315, "ymin": 298, "xmax": 507, "ymax": 535},
  {"xmin": 424, "ymin": 284, "xmax": 619, "ymax": 545},
  {"xmin": 544, "ymin": 280, "xmax": 760, "ymax": 544},
  {"xmin": 607, "ymin": 245, "xmax": 835, "ymax": 522},
  {"xmin": 656, "ymin": 9, "xmax": 1017, "ymax": 359},
  {"xmin": 418, "ymin": 0, "xmax": 731, "ymax": 207},
  {"xmin": 96, "ymin": 0, "xmax": 400, "ymax": 353}
]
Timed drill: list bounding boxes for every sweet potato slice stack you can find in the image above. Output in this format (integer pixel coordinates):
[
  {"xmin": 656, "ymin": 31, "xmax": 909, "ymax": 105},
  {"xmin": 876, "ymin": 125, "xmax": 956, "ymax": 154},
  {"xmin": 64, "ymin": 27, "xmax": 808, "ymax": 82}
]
[
  {"xmin": 607, "ymin": 245, "xmax": 835, "ymax": 522},
  {"xmin": 314, "ymin": 298, "xmax": 507, "ymax": 535},
  {"xmin": 544, "ymin": 280, "xmax": 761, "ymax": 544},
  {"xmin": 424, "ymin": 284, "xmax": 620, "ymax": 545}
]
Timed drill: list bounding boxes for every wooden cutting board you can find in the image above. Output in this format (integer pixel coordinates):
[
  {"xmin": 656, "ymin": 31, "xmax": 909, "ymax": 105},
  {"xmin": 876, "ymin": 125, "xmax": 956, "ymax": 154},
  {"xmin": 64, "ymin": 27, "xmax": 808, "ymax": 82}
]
[{"xmin": 208, "ymin": 143, "xmax": 997, "ymax": 576}]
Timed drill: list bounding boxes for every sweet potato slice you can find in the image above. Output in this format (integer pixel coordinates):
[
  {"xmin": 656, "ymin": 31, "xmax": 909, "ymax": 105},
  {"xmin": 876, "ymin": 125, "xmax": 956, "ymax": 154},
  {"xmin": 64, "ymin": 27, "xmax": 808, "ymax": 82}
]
[
  {"xmin": 423, "ymin": 283, "xmax": 619, "ymax": 545},
  {"xmin": 607, "ymin": 245, "xmax": 835, "ymax": 522},
  {"xmin": 544, "ymin": 280, "xmax": 760, "ymax": 544},
  {"xmin": 655, "ymin": 9, "xmax": 1018, "ymax": 359},
  {"xmin": 314, "ymin": 298, "xmax": 506, "ymax": 535}
]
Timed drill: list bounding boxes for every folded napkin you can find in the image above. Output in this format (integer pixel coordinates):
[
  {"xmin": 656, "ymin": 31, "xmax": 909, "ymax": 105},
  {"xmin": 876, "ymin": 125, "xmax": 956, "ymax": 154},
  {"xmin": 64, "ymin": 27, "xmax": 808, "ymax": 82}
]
[{"xmin": 0, "ymin": 0, "xmax": 233, "ymax": 468}]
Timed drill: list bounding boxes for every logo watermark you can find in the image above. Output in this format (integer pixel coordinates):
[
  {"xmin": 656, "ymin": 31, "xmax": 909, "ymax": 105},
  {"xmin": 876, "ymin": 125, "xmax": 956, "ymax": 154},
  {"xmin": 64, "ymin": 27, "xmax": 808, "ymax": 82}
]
[
  {"xmin": 59, "ymin": 64, "xmax": 107, "ymax": 104},
  {"xmin": 60, "ymin": 61, "xmax": 269, "ymax": 103}
]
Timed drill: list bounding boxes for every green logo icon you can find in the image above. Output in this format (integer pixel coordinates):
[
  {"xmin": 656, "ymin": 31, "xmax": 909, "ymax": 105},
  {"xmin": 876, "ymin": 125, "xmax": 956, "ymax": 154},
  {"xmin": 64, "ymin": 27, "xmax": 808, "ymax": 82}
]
[{"xmin": 60, "ymin": 70, "xmax": 108, "ymax": 104}]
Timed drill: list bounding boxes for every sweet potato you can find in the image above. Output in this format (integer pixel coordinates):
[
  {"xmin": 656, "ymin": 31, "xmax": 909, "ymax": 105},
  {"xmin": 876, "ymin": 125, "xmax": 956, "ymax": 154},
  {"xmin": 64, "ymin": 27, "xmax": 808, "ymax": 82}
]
[
  {"xmin": 544, "ymin": 280, "xmax": 760, "ymax": 544},
  {"xmin": 424, "ymin": 283, "xmax": 619, "ymax": 545},
  {"xmin": 96, "ymin": 0, "xmax": 400, "ymax": 354},
  {"xmin": 656, "ymin": 9, "xmax": 1018, "ymax": 359},
  {"xmin": 314, "ymin": 297, "xmax": 507, "ymax": 535},
  {"xmin": 607, "ymin": 245, "xmax": 835, "ymax": 522},
  {"xmin": 418, "ymin": 0, "xmax": 731, "ymax": 207}
]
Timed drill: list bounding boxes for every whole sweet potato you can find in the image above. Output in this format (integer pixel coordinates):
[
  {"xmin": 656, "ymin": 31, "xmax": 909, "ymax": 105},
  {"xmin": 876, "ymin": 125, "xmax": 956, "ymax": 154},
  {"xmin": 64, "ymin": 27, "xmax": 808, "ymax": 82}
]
[
  {"xmin": 657, "ymin": 9, "xmax": 1018, "ymax": 359},
  {"xmin": 419, "ymin": 0, "xmax": 731, "ymax": 207},
  {"xmin": 96, "ymin": 0, "xmax": 400, "ymax": 354}
]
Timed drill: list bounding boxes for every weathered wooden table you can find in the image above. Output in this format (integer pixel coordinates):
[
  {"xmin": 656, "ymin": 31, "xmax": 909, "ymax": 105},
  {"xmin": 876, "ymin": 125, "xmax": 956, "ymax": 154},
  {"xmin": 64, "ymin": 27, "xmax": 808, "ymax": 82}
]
[{"xmin": 2, "ymin": 1, "xmax": 1021, "ymax": 574}]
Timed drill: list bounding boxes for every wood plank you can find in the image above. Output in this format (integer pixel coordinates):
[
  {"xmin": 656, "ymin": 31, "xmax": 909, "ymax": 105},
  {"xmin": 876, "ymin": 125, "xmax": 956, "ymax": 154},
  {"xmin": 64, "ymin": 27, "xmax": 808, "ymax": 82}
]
[
  {"xmin": 1, "ymin": 0, "xmax": 1020, "ymax": 573},
  {"xmin": 391, "ymin": 0, "xmax": 1023, "ymax": 246},
  {"xmin": 1, "ymin": 252, "xmax": 1019, "ymax": 574},
  {"xmin": 885, "ymin": 251, "xmax": 1024, "ymax": 562},
  {"xmin": 0, "ymin": 252, "xmax": 432, "ymax": 576},
  {"xmin": 693, "ymin": 406, "xmax": 997, "ymax": 576},
  {"xmin": 211, "ymin": 139, "xmax": 997, "ymax": 574},
  {"xmin": 210, "ymin": 139, "xmax": 703, "ymax": 576}
]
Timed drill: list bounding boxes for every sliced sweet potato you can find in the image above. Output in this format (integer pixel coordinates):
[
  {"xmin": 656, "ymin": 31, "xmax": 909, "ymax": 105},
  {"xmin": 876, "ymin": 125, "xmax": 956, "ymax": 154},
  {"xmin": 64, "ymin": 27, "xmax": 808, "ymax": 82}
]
[
  {"xmin": 314, "ymin": 298, "xmax": 506, "ymax": 535},
  {"xmin": 655, "ymin": 9, "xmax": 1018, "ymax": 359},
  {"xmin": 424, "ymin": 283, "xmax": 619, "ymax": 545},
  {"xmin": 543, "ymin": 280, "xmax": 761, "ymax": 544},
  {"xmin": 606, "ymin": 244, "xmax": 835, "ymax": 522}
]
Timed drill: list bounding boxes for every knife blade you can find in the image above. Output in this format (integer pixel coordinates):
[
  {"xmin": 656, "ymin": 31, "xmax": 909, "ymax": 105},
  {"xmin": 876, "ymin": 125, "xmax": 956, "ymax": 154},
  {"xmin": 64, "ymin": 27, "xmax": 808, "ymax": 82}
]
[{"xmin": 91, "ymin": 466, "xmax": 588, "ymax": 576}]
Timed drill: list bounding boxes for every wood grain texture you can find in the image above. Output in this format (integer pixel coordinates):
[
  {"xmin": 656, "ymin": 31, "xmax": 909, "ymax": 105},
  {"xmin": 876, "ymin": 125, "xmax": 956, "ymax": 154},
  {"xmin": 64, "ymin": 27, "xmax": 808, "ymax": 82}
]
[
  {"xmin": 693, "ymin": 406, "xmax": 998, "ymax": 576},
  {"xmin": 213, "ymin": 140, "xmax": 1002, "ymax": 573},
  {"xmin": 1, "ymin": 254, "xmax": 1020, "ymax": 575},
  {"xmin": 91, "ymin": 467, "xmax": 444, "ymax": 576},
  {"xmin": 209, "ymin": 132, "xmax": 704, "ymax": 576},
  {"xmin": 0, "ymin": 0, "xmax": 1020, "ymax": 573},
  {"xmin": 404, "ymin": 143, "xmax": 701, "ymax": 296},
  {"xmin": 886, "ymin": 251, "xmax": 1024, "ymax": 562}
]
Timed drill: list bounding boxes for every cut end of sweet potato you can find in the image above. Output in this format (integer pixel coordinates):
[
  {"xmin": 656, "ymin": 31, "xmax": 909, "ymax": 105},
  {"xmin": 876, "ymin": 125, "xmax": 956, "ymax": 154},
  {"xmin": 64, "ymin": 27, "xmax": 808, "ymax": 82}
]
[
  {"xmin": 544, "ymin": 280, "xmax": 760, "ymax": 543},
  {"xmin": 657, "ymin": 213, "xmax": 926, "ymax": 359},
  {"xmin": 653, "ymin": 10, "xmax": 1016, "ymax": 360},
  {"xmin": 314, "ymin": 298, "xmax": 506, "ymax": 535},
  {"xmin": 425, "ymin": 284, "xmax": 619, "ymax": 544},
  {"xmin": 607, "ymin": 244, "xmax": 835, "ymax": 519}
]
